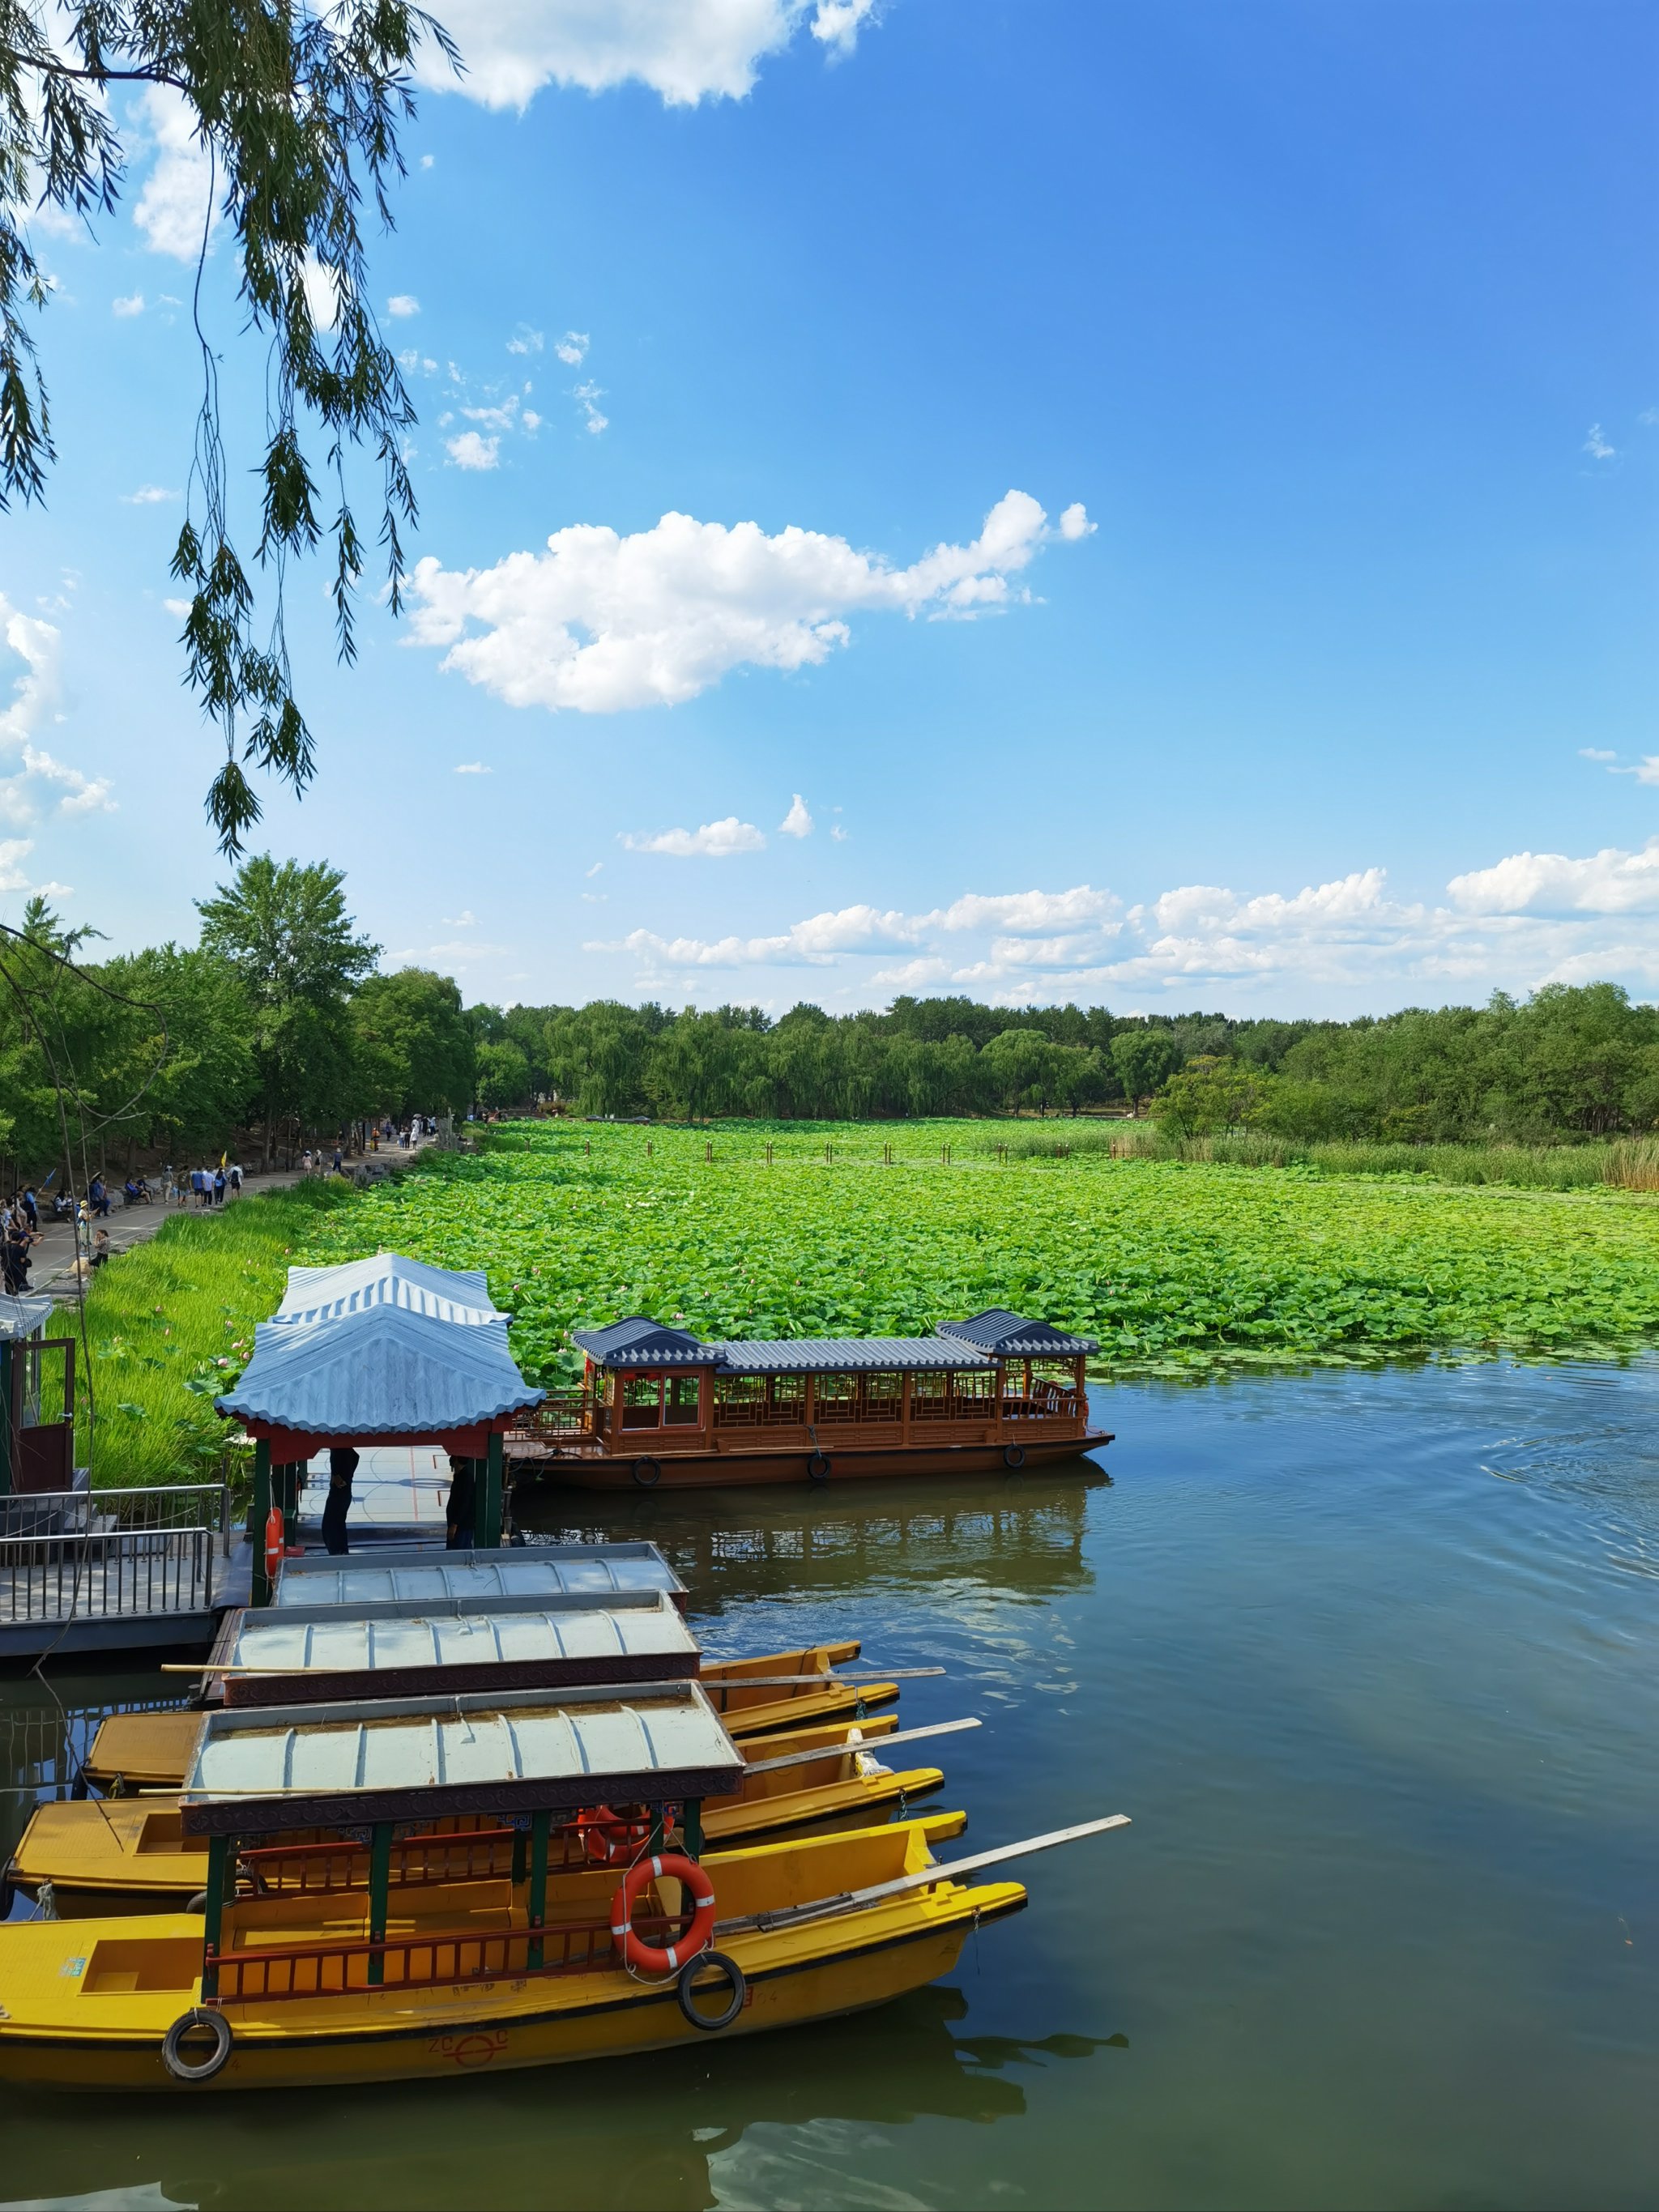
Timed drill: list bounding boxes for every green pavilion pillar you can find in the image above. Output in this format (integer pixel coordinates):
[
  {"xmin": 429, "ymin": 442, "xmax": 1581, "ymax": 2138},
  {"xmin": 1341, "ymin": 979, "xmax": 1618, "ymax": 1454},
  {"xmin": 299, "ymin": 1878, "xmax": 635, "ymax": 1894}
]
[{"xmin": 250, "ymin": 1438, "xmax": 272, "ymax": 1606}]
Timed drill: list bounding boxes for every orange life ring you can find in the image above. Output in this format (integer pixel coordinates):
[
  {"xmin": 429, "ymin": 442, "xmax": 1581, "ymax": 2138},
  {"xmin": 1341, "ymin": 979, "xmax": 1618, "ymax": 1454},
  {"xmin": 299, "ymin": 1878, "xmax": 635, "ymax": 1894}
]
[
  {"xmin": 610, "ymin": 1852, "xmax": 715, "ymax": 1975},
  {"xmin": 262, "ymin": 1506, "xmax": 284, "ymax": 1583},
  {"xmin": 578, "ymin": 1805, "xmax": 650, "ymax": 1866}
]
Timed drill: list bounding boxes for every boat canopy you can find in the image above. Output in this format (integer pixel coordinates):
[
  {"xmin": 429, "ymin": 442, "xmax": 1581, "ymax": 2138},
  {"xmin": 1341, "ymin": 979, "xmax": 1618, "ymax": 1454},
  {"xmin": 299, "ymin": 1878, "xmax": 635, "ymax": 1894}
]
[
  {"xmin": 572, "ymin": 1308, "xmax": 1098, "ymax": 1373},
  {"xmin": 220, "ymin": 1589, "xmax": 699, "ymax": 1707},
  {"xmin": 178, "ymin": 1681, "xmax": 745, "ymax": 1835},
  {"xmin": 271, "ymin": 1541, "xmax": 689, "ymax": 1612}
]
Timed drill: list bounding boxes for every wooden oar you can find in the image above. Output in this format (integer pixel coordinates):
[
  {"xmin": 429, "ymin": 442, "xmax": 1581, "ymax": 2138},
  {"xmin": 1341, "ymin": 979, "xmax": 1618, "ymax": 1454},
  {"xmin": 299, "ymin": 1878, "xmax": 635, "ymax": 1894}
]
[
  {"xmin": 711, "ymin": 1814, "xmax": 1131, "ymax": 1938},
  {"xmin": 161, "ymin": 1664, "xmax": 943, "ymax": 1685},
  {"xmin": 740, "ymin": 1718, "xmax": 980, "ymax": 1777}
]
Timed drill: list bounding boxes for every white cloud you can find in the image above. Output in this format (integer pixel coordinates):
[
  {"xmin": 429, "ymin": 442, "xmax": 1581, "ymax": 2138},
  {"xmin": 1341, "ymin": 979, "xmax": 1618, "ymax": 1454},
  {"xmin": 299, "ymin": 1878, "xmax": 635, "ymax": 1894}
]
[
  {"xmin": 121, "ymin": 485, "xmax": 179, "ymax": 505},
  {"xmin": 407, "ymin": 490, "xmax": 1089, "ymax": 714},
  {"xmin": 301, "ymin": 254, "xmax": 343, "ymax": 332},
  {"xmin": 21, "ymin": 744, "xmax": 113, "ymax": 816},
  {"xmin": 1612, "ymin": 757, "xmax": 1659, "ymax": 786},
  {"xmin": 1448, "ymin": 841, "xmax": 1659, "ymax": 916},
  {"xmin": 554, "ymin": 330, "xmax": 588, "ymax": 365},
  {"xmin": 446, "ymin": 430, "xmax": 501, "ymax": 471},
  {"xmin": 586, "ymin": 848, "xmax": 1659, "ymax": 1004},
  {"xmin": 1584, "ymin": 424, "xmax": 1615, "ymax": 461},
  {"xmin": 574, "ymin": 380, "xmax": 608, "ymax": 435},
  {"xmin": 1580, "ymin": 747, "xmax": 1618, "ymax": 761},
  {"xmin": 0, "ymin": 838, "xmax": 36, "ymax": 891},
  {"xmin": 585, "ymin": 861, "xmax": 603, "ymax": 878},
  {"xmin": 596, "ymin": 901, "xmax": 919, "ymax": 968},
  {"xmin": 133, "ymin": 87, "xmax": 217, "ymax": 260},
  {"xmin": 415, "ymin": 0, "xmax": 882, "ymax": 111},
  {"xmin": 1058, "ymin": 501, "xmax": 1094, "ymax": 540},
  {"xmin": 621, "ymin": 816, "xmax": 767, "ymax": 857},
  {"xmin": 463, "ymin": 395, "xmax": 522, "ymax": 433},
  {"xmin": 442, "ymin": 910, "xmax": 479, "ymax": 927},
  {"xmin": 779, "ymin": 794, "xmax": 812, "ymax": 837},
  {"xmin": 508, "ymin": 325, "xmax": 545, "ymax": 356},
  {"xmin": 454, "ymin": 761, "xmax": 493, "ymax": 774},
  {"xmin": 0, "ymin": 599, "xmax": 115, "ymax": 831},
  {"xmin": 935, "ymin": 885, "xmax": 1115, "ymax": 934},
  {"xmin": 830, "ymin": 823, "xmax": 848, "ymax": 842},
  {"xmin": 163, "ymin": 596, "xmax": 192, "ymax": 617},
  {"xmin": 112, "ymin": 292, "xmax": 145, "ymax": 318},
  {"xmin": 388, "ymin": 294, "xmax": 420, "ymax": 318}
]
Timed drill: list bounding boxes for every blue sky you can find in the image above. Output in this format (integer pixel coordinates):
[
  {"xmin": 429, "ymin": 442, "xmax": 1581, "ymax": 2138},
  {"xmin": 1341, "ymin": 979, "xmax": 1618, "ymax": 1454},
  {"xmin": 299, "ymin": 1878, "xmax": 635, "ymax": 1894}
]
[{"xmin": 2, "ymin": 0, "xmax": 1656, "ymax": 1016}]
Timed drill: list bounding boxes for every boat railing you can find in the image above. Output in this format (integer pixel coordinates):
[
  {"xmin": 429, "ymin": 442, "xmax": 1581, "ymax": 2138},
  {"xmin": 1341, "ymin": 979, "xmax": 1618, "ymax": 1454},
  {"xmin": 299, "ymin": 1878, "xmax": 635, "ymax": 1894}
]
[
  {"xmin": 0, "ymin": 1483, "xmax": 231, "ymax": 1623},
  {"xmin": 237, "ymin": 1820, "xmax": 603, "ymax": 1895},
  {"xmin": 209, "ymin": 1907, "xmax": 694, "ymax": 2005},
  {"xmin": 510, "ymin": 1396, "xmax": 591, "ymax": 1438}
]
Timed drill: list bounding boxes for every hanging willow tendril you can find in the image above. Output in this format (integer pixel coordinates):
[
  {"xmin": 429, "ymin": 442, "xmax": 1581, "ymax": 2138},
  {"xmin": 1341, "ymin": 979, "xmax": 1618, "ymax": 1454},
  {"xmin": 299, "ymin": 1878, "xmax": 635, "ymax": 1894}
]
[{"xmin": 0, "ymin": 0, "xmax": 462, "ymax": 851}]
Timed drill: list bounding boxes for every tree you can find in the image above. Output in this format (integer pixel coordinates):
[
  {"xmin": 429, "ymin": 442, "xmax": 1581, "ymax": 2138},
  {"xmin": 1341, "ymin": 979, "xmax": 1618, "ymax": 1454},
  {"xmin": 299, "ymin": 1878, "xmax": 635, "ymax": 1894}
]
[
  {"xmin": 475, "ymin": 1038, "xmax": 530, "ymax": 1111},
  {"xmin": 351, "ymin": 967, "xmax": 473, "ymax": 1119},
  {"xmin": 1152, "ymin": 1055, "xmax": 1268, "ymax": 1136},
  {"xmin": 196, "ymin": 854, "xmax": 378, "ymax": 1161},
  {"xmin": 1, "ymin": 1, "xmax": 457, "ymax": 850},
  {"xmin": 1110, "ymin": 1029, "xmax": 1182, "ymax": 1115}
]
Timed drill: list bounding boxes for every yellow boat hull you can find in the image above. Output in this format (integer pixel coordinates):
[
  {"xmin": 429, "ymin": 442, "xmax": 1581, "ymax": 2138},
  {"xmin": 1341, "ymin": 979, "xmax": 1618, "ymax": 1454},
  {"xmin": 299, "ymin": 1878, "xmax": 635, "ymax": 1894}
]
[{"xmin": 0, "ymin": 1821, "xmax": 1021, "ymax": 2093}]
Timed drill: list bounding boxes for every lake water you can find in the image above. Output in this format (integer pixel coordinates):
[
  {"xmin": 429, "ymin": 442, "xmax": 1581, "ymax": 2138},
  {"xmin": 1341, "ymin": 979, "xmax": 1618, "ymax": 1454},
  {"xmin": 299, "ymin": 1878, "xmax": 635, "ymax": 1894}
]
[{"xmin": 2, "ymin": 1361, "xmax": 1657, "ymax": 2210}]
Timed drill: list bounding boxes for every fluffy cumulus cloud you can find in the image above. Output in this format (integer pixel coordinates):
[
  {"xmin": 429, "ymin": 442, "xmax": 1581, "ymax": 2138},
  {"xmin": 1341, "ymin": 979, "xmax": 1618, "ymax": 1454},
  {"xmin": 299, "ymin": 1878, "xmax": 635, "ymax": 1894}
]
[
  {"xmin": 407, "ymin": 491, "xmax": 1090, "ymax": 714},
  {"xmin": 583, "ymin": 842, "xmax": 1659, "ymax": 1006},
  {"xmin": 779, "ymin": 794, "xmax": 812, "ymax": 837},
  {"xmin": 0, "ymin": 599, "xmax": 112, "ymax": 860},
  {"xmin": 415, "ymin": 0, "xmax": 881, "ymax": 111},
  {"xmin": 621, "ymin": 816, "xmax": 767, "ymax": 857},
  {"xmin": 133, "ymin": 87, "xmax": 216, "ymax": 259}
]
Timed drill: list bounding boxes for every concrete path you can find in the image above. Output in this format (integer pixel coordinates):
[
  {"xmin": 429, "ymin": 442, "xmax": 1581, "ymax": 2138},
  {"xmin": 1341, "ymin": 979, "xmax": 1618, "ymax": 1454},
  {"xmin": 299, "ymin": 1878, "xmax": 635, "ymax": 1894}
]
[{"xmin": 19, "ymin": 1136, "xmax": 436, "ymax": 1296}]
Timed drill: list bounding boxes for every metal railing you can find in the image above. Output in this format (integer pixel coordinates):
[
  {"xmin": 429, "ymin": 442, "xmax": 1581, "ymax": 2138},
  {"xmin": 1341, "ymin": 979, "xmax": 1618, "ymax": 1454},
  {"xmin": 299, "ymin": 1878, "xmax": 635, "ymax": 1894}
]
[{"xmin": 0, "ymin": 1483, "xmax": 231, "ymax": 1624}]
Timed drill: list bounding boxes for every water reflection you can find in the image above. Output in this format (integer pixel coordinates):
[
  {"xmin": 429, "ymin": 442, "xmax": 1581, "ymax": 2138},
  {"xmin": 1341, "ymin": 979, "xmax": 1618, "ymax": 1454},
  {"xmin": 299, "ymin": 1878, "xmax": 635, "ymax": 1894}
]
[
  {"xmin": 0, "ymin": 1986, "xmax": 1124, "ymax": 2212},
  {"xmin": 516, "ymin": 1462, "xmax": 1107, "ymax": 1615}
]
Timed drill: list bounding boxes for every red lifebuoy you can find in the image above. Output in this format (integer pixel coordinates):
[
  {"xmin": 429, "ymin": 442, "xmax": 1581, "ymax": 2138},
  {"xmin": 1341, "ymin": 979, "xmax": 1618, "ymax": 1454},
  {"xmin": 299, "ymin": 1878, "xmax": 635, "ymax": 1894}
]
[
  {"xmin": 578, "ymin": 1805, "xmax": 650, "ymax": 1866},
  {"xmin": 262, "ymin": 1506, "xmax": 284, "ymax": 1584},
  {"xmin": 610, "ymin": 1852, "xmax": 715, "ymax": 1975}
]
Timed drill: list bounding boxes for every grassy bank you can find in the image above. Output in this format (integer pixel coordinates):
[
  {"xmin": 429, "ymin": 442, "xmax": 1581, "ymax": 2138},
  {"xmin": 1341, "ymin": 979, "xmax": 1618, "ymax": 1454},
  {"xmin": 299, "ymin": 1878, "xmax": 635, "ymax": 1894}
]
[
  {"xmin": 69, "ymin": 1119, "xmax": 1659, "ymax": 1482},
  {"xmin": 57, "ymin": 1180, "xmax": 360, "ymax": 1489}
]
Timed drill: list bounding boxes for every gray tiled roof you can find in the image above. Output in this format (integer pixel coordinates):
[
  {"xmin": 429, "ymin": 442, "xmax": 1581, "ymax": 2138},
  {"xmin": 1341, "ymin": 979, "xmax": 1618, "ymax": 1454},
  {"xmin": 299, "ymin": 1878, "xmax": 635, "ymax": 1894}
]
[
  {"xmin": 711, "ymin": 1335, "xmax": 994, "ymax": 1373},
  {"xmin": 937, "ymin": 1309, "xmax": 1099, "ymax": 1357}
]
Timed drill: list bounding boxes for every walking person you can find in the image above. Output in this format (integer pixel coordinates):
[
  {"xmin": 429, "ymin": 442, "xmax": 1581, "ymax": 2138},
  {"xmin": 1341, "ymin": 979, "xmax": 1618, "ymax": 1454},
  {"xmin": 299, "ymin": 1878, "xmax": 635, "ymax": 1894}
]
[
  {"xmin": 228, "ymin": 1161, "xmax": 243, "ymax": 1197},
  {"xmin": 320, "ymin": 1445, "xmax": 359, "ymax": 1556},
  {"xmin": 87, "ymin": 1174, "xmax": 110, "ymax": 1219},
  {"xmin": 213, "ymin": 1165, "xmax": 226, "ymax": 1207}
]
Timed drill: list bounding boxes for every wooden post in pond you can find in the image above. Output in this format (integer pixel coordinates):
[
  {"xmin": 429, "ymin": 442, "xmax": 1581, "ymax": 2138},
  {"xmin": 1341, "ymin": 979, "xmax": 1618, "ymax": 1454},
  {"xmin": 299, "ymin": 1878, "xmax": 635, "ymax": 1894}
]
[
  {"xmin": 251, "ymin": 1438, "xmax": 272, "ymax": 1605},
  {"xmin": 366, "ymin": 1822, "xmax": 393, "ymax": 1985}
]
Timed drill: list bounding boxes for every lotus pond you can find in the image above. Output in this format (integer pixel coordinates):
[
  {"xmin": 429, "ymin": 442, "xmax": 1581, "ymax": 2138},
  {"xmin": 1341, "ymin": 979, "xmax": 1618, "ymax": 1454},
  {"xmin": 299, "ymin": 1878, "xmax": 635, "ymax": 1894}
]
[{"xmin": 66, "ymin": 1118, "xmax": 1659, "ymax": 1485}]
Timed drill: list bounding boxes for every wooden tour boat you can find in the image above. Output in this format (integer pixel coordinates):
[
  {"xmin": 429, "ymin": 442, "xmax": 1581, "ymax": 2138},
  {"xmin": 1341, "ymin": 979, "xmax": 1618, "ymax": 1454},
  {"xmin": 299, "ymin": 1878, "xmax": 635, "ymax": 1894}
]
[
  {"xmin": 508, "ymin": 1309, "xmax": 1114, "ymax": 1490},
  {"xmin": 81, "ymin": 1635, "xmax": 897, "ymax": 1794},
  {"xmin": 0, "ymin": 1682, "xmax": 1128, "ymax": 2091},
  {"xmin": 6, "ymin": 1713, "xmax": 961, "ymax": 1919}
]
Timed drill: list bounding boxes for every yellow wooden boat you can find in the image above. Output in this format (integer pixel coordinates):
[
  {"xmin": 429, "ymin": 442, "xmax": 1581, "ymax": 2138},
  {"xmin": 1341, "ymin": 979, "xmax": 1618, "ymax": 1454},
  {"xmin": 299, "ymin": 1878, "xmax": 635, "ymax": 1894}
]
[
  {"xmin": 82, "ymin": 1641, "xmax": 893, "ymax": 1793},
  {"xmin": 1, "ymin": 1684, "xmax": 1128, "ymax": 2092},
  {"xmin": 8, "ymin": 1712, "xmax": 962, "ymax": 1918}
]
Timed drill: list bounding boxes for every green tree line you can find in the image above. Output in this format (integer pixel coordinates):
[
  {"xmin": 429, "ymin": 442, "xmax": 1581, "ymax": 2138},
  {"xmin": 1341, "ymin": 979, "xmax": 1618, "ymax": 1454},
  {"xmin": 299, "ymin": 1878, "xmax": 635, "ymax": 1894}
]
[{"xmin": 5, "ymin": 852, "xmax": 1657, "ymax": 1179}]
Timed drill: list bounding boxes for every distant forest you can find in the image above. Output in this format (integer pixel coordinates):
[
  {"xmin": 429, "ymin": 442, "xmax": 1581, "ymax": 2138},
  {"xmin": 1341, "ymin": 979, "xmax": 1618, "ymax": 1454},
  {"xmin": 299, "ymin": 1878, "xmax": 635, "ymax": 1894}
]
[{"xmin": 469, "ymin": 983, "xmax": 1659, "ymax": 1144}]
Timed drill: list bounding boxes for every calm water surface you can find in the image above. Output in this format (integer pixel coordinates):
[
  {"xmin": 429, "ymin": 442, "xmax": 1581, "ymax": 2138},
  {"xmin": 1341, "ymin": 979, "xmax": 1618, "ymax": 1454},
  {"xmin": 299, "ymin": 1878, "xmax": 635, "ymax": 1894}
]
[{"xmin": 2, "ymin": 1362, "xmax": 1656, "ymax": 2210}]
